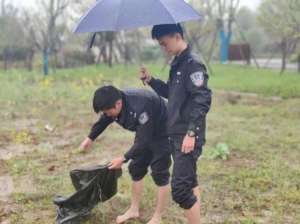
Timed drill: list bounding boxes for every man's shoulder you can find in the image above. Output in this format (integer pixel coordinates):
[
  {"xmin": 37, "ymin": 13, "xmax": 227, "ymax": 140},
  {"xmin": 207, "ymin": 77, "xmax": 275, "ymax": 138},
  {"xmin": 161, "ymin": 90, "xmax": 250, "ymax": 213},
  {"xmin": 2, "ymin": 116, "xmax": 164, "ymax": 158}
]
[
  {"xmin": 123, "ymin": 88, "xmax": 154, "ymax": 96},
  {"xmin": 183, "ymin": 54, "xmax": 207, "ymax": 74},
  {"xmin": 122, "ymin": 89, "xmax": 152, "ymax": 112},
  {"xmin": 185, "ymin": 53, "xmax": 204, "ymax": 66}
]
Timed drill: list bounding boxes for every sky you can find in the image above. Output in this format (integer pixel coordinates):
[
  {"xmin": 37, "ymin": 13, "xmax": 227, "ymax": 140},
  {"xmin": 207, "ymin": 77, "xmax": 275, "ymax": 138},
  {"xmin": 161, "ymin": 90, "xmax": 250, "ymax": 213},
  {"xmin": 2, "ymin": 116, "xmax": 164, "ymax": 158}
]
[
  {"xmin": 11, "ymin": 0, "xmax": 262, "ymax": 11},
  {"xmin": 240, "ymin": 0, "xmax": 261, "ymax": 10}
]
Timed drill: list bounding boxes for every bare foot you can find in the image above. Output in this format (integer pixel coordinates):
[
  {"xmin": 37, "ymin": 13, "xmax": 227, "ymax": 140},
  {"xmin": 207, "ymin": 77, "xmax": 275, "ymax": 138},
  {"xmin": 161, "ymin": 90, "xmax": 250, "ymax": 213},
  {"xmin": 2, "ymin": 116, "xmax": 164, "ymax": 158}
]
[
  {"xmin": 147, "ymin": 215, "xmax": 161, "ymax": 224},
  {"xmin": 116, "ymin": 208, "xmax": 139, "ymax": 224}
]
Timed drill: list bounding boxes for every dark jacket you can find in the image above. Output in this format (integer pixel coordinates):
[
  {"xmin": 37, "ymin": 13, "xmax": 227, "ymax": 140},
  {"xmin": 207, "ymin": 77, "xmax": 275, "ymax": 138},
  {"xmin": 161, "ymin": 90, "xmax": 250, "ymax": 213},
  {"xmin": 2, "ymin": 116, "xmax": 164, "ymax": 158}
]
[
  {"xmin": 88, "ymin": 89, "xmax": 168, "ymax": 160},
  {"xmin": 148, "ymin": 46, "xmax": 212, "ymax": 145},
  {"xmin": 54, "ymin": 165, "xmax": 122, "ymax": 224}
]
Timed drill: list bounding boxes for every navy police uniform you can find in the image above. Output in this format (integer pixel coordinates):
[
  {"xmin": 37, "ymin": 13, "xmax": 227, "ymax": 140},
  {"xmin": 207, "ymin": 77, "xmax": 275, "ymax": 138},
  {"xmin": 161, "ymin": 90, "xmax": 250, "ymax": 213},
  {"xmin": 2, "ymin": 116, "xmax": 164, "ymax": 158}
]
[
  {"xmin": 88, "ymin": 89, "xmax": 171, "ymax": 186},
  {"xmin": 148, "ymin": 46, "xmax": 212, "ymax": 209}
]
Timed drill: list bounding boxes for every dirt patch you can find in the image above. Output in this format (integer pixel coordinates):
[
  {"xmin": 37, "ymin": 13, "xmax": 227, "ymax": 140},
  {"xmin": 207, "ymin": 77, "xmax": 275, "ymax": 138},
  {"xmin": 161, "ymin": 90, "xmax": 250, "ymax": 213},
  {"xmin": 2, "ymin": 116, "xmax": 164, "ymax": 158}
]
[
  {"xmin": 43, "ymin": 137, "xmax": 73, "ymax": 150},
  {"xmin": 13, "ymin": 175, "xmax": 37, "ymax": 195},
  {"xmin": 22, "ymin": 210, "xmax": 53, "ymax": 223},
  {"xmin": 0, "ymin": 161, "xmax": 14, "ymax": 202},
  {"xmin": 0, "ymin": 160, "xmax": 8, "ymax": 176},
  {"xmin": 10, "ymin": 118, "xmax": 40, "ymax": 133},
  {"xmin": 0, "ymin": 176, "xmax": 14, "ymax": 201},
  {"xmin": 202, "ymin": 210, "xmax": 234, "ymax": 224},
  {"xmin": 0, "ymin": 199, "xmax": 21, "ymax": 223},
  {"xmin": 215, "ymin": 90, "xmax": 282, "ymax": 106},
  {"xmin": 0, "ymin": 144, "xmax": 35, "ymax": 161},
  {"xmin": 224, "ymin": 151, "xmax": 257, "ymax": 169},
  {"xmin": 0, "ymin": 133, "xmax": 12, "ymax": 147}
]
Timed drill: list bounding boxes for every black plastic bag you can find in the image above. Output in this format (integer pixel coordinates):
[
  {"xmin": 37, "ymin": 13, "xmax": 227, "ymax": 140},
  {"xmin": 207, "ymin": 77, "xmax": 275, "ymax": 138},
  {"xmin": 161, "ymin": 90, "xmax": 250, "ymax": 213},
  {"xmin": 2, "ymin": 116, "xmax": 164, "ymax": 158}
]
[{"xmin": 54, "ymin": 165, "xmax": 122, "ymax": 224}]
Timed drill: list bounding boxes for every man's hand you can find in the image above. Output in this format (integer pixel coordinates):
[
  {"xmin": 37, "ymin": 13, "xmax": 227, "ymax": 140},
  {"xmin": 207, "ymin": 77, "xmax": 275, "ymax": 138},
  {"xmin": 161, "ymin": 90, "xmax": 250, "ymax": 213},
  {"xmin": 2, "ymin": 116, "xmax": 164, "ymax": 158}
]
[
  {"xmin": 181, "ymin": 135, "xmax": 196, "ymax": 154},
  {"xmin": 108, "ymin": 156, "xmax": 125, "ymax": 170},
  {"xmin": 139, "ymin": 66, "xmax": 152, "ymax": 84},
  {"xmin": 80, "ymin": 137, "xmax": 93, "ymax": 152}
]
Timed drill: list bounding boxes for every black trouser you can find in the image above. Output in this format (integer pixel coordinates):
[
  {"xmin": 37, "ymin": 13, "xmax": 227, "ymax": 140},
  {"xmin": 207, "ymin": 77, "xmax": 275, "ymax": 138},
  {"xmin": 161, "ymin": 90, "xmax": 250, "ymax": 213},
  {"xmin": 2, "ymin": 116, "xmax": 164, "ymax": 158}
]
[
  {"xmin": 128, "ymin": 137, "xmax": 171, "ymax": 186},
  {"xmin": 169, "ymin": 135, "xmax": 203, "ymax": 209}
]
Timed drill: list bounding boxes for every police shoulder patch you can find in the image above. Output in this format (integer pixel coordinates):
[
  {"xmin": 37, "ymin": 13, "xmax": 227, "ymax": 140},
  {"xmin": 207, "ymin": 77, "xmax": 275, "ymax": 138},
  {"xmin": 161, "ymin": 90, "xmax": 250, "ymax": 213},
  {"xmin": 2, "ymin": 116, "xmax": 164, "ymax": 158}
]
[
  {"xmin": 190, "ymin": 71, "xmax": 204, "ymax": 87},
  {"xmin": 138, "ymin": 112, "xmax": 149, "ymax": 125}
]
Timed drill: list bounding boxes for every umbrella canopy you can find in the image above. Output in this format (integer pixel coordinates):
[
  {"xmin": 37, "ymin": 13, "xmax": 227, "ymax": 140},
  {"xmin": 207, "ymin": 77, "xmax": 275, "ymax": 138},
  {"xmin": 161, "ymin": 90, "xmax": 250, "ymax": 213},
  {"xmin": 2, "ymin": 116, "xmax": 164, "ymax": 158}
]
[{"xmin": 74, "ymin": 0, "xmax": 202, "ymax": 33}]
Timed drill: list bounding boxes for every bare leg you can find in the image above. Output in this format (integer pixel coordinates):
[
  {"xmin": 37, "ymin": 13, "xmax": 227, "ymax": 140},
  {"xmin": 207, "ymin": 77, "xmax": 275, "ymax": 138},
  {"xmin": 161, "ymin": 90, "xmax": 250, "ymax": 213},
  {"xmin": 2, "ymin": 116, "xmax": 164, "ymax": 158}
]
[
  {"xmin": 116, "ymin": 180, "xmax": 143, "ymax": 224},
  {"xmin": 193, "ymin": 186, "xmax": 200, "ymax": 202},
  {"xmin": 147, "ymin": 184, "xmax": 170, "ymax": 224},
  {"xmin": 184, "ymin": 186, "xmax": 201, "ymax": 224}
]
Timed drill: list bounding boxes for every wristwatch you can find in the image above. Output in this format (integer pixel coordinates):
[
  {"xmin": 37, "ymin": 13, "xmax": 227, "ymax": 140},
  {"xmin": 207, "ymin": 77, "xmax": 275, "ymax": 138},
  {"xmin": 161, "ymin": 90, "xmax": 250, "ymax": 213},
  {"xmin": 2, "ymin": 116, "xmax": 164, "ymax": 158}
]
[{"xmin": 187, "ymin": 130, "xmax": 196, "ymax": 137}]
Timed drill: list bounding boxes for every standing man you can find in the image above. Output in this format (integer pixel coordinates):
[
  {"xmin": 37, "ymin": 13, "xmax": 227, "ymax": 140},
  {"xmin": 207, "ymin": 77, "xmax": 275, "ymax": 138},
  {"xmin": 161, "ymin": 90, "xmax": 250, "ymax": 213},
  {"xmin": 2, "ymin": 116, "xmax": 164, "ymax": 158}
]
[
  {"xmin": 140, "ymin": 24, "xmax": 212, "ymax": 224},
  {"xmin": 80, "ymin": 85, "xmax": 171, "ymax": 224}
]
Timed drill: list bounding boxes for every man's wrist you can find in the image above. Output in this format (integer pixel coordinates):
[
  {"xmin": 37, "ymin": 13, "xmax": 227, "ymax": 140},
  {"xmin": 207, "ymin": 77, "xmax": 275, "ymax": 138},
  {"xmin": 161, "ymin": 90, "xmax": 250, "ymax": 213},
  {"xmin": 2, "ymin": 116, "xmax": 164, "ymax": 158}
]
[
  {"xmin": 87, "ymin": 134, "xmax": 96, "ymax": 141},
  {"xmin": 146, "ymin": 76, "xmax": 154, "ymax": 84},
  {"xmin": 187, "ymin": 130, "xmax": 196, "ymax": 137},
  {"xmin": 87, "ymin": 136, "xmax": 93, "ymax": 141},
  {"xmin": 187, "ymin": 122, "xmax": 196, "ymax": 132},
  {"xmin": 123, "ymin": 154, "xmax": 130, "ymax": 163}
]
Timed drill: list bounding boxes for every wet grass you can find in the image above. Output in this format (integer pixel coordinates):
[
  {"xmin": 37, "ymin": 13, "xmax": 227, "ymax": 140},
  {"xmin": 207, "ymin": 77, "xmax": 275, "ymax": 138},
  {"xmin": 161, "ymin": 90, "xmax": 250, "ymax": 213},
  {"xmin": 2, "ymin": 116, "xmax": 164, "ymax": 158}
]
[{"xmin": 0, "ymin": 64, "xmax": 299, "ymax": 223}]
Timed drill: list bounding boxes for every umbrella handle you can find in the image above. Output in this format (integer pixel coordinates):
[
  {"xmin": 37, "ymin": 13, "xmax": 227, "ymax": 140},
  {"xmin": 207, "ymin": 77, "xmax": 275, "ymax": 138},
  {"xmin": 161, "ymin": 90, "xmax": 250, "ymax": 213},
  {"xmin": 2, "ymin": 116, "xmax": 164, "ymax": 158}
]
[
  {"xmin": 141, "ymin": 78, "xmax": 146, "ymax": 86},
  {"xmin": 89, "ymin": 33, "xmax": 97, "ymax": 49},
  {"xmin": 139, "ymin": 64, "xmax": 147, "ymax": 86},
  {"xmin": 88, "ymin": 0, "xmax": 98, "ymax": 49}
]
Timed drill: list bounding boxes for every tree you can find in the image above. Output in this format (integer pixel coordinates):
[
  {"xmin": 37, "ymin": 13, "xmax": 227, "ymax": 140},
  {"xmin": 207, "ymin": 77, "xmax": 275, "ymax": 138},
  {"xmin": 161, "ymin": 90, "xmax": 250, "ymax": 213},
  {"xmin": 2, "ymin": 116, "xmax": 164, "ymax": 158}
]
[
  {"xmin": 0, "ymin": 0, "xmax": 31, "ymax": 70},
  {"xmin": 23, "ymin": 0, "xmax": 71, "ymax": 75},
  {"xmin": 185, "ymin": 0, "xmax": 240, "ymax": 64},
  {"xmin": 258, "ymin": 0, "xmax": 300, "ymax": 73},
  {"xmin": 231, "ymin": 6, "xmax": 269, "ymax": 60},
  {"xmin": 215, "ymin": 0, "xmax": 240, "ymax": 63},
  {"xmin": 72, "ymin": 0, "xmax": 148, "ymax": 67}
]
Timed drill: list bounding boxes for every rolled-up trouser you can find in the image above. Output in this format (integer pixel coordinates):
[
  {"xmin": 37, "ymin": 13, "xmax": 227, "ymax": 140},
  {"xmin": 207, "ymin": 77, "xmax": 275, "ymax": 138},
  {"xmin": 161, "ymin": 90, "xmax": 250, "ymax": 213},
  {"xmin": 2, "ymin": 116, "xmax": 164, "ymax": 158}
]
[
  {"xmin": 169, "ymin": 135, "xmax": 203, "ymax": 209},
  {"xmin": 128, "ymin": 137, "xmax": 172, "ymax": 186}
]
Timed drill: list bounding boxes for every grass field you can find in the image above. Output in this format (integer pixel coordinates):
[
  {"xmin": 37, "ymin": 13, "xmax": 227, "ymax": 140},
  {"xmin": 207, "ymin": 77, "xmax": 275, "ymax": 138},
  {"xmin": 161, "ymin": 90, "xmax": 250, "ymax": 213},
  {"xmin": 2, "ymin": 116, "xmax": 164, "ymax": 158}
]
[{"xmin": 0, "ymin": 64, "xmax": 299, "ymax": 224}]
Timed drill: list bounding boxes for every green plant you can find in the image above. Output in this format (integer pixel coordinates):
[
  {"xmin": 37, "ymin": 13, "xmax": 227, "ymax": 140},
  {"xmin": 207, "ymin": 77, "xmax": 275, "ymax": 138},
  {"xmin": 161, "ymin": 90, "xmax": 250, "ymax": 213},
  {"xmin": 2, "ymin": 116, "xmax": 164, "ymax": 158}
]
[{"xmin": 206, "ymin": 143, "xmax": 230, "ymax": 160}]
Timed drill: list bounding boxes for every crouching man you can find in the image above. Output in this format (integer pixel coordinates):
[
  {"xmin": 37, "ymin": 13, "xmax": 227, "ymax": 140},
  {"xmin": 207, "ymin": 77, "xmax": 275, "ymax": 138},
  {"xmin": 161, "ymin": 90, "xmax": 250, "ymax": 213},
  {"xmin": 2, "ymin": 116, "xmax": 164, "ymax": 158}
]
[{"xmin": 80, "ymin": 85, "xmax": 171, "ymax": 224}]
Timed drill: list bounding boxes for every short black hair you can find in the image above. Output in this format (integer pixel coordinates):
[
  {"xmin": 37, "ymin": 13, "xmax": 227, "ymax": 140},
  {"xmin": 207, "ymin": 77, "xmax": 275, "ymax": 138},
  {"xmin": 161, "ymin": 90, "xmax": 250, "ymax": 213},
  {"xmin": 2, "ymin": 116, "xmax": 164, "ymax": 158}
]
[
  {"xmin": 151, "ymin": 23, "xmax": 184, "ymax": 39},
  {"xmin": 93, "ymin": 85, "xmax": 122, "ymax": 113}
]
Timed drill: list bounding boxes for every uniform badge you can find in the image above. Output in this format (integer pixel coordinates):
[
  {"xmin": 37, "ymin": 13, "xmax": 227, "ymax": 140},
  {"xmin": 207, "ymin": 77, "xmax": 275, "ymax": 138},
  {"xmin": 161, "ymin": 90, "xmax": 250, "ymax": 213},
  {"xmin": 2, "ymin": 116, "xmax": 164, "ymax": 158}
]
[
  {"xmin": 138, "ymin": 112, "xmax": 149, "ymax": 125},
  {"xmin": 190, "ymin": 71, "xmax": 204, "ymax": 87}
]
